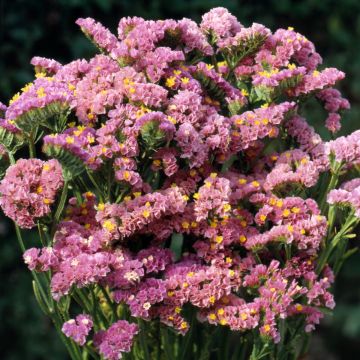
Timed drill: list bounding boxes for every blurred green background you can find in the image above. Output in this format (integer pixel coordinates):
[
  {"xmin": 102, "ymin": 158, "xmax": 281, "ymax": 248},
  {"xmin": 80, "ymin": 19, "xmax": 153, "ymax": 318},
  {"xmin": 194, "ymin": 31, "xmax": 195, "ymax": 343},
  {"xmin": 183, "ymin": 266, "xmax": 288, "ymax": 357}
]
[{"xmin": 1, "ymin": 0, "xmax": 360, "ymax": 359}]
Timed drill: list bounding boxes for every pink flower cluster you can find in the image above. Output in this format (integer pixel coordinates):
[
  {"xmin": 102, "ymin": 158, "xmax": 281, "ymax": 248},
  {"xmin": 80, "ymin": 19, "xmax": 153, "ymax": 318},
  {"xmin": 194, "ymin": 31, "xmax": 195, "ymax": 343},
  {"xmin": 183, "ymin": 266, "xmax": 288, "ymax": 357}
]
[
  {"xmin": 93, "ymin": 320, "xmax": 138, "ymax": 360},
  {"xmin": 0, "ymin": 159, "xmax": 63, "ymax": 228},
  {"xmin": 62, "ymin": 314, "xmax": 93, "ymax": 345},
  {"xmin": 328, "ymin": 178, "xmax": 360, "ymax": 217},
  {"xmin": 0, "ymin": 6, "xmax": 357, "ymax": 359}
]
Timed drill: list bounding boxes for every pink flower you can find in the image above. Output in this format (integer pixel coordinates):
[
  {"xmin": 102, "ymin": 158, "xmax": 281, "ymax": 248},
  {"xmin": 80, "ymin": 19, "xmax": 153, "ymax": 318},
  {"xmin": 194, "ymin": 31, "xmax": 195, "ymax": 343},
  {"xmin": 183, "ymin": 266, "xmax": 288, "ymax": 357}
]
[
  {"xmin": 0, "ymin": 159, "xmax": 63, "ymax": 228},
  {"xmin": 93, "ymin": 320, "xmax": 138, "ymax": 360},
  {"xmin": 194, "ymin": 174, "xmax": 231, "ymax": 221},
  {"xmin": 200, "ymin": 7, "xmax": 242, "ymax": 41},
  {"xmin": 62, "ymin": 314, "xmax": 93, "ymax": 345}
]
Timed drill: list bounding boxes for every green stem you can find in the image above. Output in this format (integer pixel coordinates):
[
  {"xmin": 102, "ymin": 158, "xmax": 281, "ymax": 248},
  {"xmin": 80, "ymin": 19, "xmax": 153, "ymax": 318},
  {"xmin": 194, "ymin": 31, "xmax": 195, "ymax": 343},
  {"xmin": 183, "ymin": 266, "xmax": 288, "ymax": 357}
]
[
  {"xmin": 37, "ymin": 222, "xmax": 47, "ymax": 247},
  {"xmin": 254, "ymin": 252, "xmax": 262, "ymax": 264},
  {"xmin": 84, "ymin": 345, "xmax": 99, "ymax": 359},
  {"xmin": 212, "ymin": 54, "xmax": 219, "ymax": 72},
  {"xmin": 53, "ymin": 305, "xmax": 83, "ymax": 360},
  {"xmin": 89, "ymin": 287, "xmax": 108, "ymax": 328},
  {"xmin": 319, "ymin": 164, "xmax": 341, "ymax": 214},
  {"xmin": 316, "ymin": 213, "xmax": 358, "ymax": 274},
  {"xmin": 106, "ymin": 162, "xmax": 113, "ymax": 202},
  {"xmin": 28, "ymin": 130, "xmax": 36, "ymax": 158},
  {"xmin": 8, "ymin": 151, "xmax": 16, "ymax": 165},
  {"xmin": 299, "ymin": 333, "xmax": 311, "ymax": 359},
  {"xmin": 326, "ymin": 205, "xmax": 336, "ymax": 240},
  {"xmin": 87, "ymin": 171, "xmax": 104, "ymax": 202},
  {"xmin": 55, "ymin": 180, "xmax": 69, "ymax": 223},
  {"xmin": 50, "ymin": 180, "xmax": 69, "ymax": 238},
  {"xmin": 90, "ymin": 288, "xmax": 102, "ymax": 331},
  {"xmin": 237, "ymin": 336, "xmax": 249, "ymax": 360},
  {"xmin": 137, "ymin": 319, "xmax": 151, "ymax": 360},
  {"xmin": 14, "ymin": 223, "xmax": 25, "ymax": 252},
  {"xmin": 161, "ymin": 327, "xmax": 172, "ymax": 359},
  {"xmin": 14, "ymin": 223, "xmax": 83, "ymax": 360},
  {"xmin": 14, "ymin": 223, "xmax": 53, "ymax": 309},
  {"xmin": 179, "ymin": 314, "xmax": 195, "ymax": 360},
  {"xmin": 99, "ymin": 285, "xmax": 118, "ymax": 321}
]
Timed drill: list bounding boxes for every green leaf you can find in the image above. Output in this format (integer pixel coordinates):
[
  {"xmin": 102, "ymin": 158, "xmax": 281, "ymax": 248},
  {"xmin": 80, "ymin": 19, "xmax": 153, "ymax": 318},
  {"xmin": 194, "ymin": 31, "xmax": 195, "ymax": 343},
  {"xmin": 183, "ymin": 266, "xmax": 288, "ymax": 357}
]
[
  {"xmin": 32, "ymin": 280, "xmax": 50, "ymax": 316},
  {"xmin": 13, "ymin": 102, "xmax": 69, "ymax": 134},
  {"xmin": 170, "ymin": 233, "xmax": 183, "ymax": 261},
  {"xmin": 140, "ymin": 120, "xmax": 167, "ymax": 151},
  {"xmin": 43, "ymin": 143, "xmax": 86, "ymax": 181}
]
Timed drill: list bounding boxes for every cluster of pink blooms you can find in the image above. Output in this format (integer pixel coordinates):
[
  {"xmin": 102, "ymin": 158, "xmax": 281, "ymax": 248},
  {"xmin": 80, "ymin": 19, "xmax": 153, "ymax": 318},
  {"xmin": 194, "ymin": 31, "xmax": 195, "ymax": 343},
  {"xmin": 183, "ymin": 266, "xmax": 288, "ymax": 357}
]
[
  {"xmin": 328, "ymin": 178, "xmax": 360, "ymax": 217},
  {"xmin": 0, "ymin": 7, "xmax": 357, "ymax": 359},
  {"xmin": 93, "ymin": 320, "xmax": 139, "ymax": 360},
  {"xmin": 62, "ymin": 314, "xmax": 93, "ymax": 346},
  {"xmin": 0, "ymin": 158, "xmax": 63, "ymax": 228}
]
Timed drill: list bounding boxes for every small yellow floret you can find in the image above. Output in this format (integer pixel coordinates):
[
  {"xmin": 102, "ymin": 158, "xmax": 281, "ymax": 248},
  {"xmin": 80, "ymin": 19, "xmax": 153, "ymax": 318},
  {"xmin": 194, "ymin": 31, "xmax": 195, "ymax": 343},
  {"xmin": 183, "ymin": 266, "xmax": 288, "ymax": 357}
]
[
  {"xmin": 219, "ymin": 319, "xmax": 227, "ymax": 326},
  {"xmin": 223, "ymin": 204, "xmax": 231, "ymax": 212},
  {"xmin": 36, "ymin": 87, "xmax": 46, "ymax": 98},
  {"xmin": 21, "ymin": 83, "xmax": 33, "ymax": 93},
  {"xmin": 103, "ymin": 220, "xmax": 115, "ymax": 232},
  {"xmin": 181, "ymin": 221, "xmax": 190, "ymax": 229},
  {"xmin": 241, "ymin": 89, "xmax": 249, "ymax": 97},
  {"xmin": 181, "ymin": 77, "xmax": 190, "ymax": 84},
  {"xmin": 282, "ymin": 209, "xmax": 291, "ymax": 217},
  {"xmin": 209, "ymin": 313, "xmax": 217, "ymax": 320},
  {"xmin": 9, "ymin": 92, "xmax": 21, "ymax": 105},
  {"xmin": 191, "ymin": 221, "xmax": 197, "ymax": 228},
  {"xmin": 66, "ymin": 136, "xmax": 74, "ymax": 144},
  {"xmin": 215, "ymin": 236, "xmax": 223, "ymax": 244},
  {"xmin": 97, "ymin": 203, "xmax": 105, "ymax": 211},
  {"xmin": 165, "ymin": 76, "xmax": 176, "ymax": 88},
  {"xmin": 263, "ymin": 324, "xmax": 271, "ymax": 333},
  {"xmin": 239, "ymin": 235, "xmax": 247, "ymax": 244}
]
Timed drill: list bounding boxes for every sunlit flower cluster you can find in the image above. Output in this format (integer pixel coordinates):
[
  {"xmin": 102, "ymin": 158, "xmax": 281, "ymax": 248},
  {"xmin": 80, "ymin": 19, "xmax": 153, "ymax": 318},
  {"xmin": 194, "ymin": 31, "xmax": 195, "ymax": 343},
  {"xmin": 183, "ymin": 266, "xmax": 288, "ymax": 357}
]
[{"xmin": 0, "ymin": 7, "xmax": 358, "ymax": 360}]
